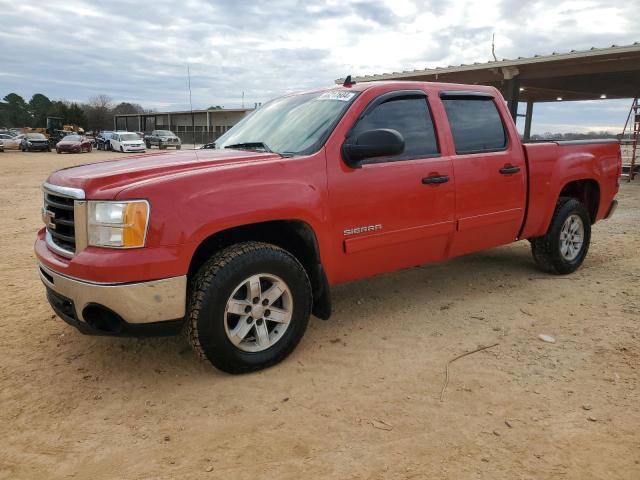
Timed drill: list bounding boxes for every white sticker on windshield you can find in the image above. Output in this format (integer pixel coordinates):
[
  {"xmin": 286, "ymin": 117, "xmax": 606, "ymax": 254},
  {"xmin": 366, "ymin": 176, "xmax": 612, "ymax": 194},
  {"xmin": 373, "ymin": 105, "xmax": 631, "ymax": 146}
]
[{"xmin": 317, "ymin": 91, "xmax": 356, "ymax": 102}]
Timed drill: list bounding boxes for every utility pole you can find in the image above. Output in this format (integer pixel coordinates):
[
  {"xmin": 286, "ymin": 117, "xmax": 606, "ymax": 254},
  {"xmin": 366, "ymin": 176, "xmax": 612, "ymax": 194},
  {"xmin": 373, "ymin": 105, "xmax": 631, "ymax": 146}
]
[{"xmin": 187, "ymin": 64, "xmax": 195, "ymax": 149}]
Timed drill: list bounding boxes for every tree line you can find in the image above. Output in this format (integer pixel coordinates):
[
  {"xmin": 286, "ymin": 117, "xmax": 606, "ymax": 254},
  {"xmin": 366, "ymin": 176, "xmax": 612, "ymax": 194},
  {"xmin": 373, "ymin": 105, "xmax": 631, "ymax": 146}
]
[
  {"xmin": 0, "ymin": 93, "xmax": 151, "ymax": 132},
  {"xmin": 529, "ymin": 131, "xmax": 618, "ymax": 141}
]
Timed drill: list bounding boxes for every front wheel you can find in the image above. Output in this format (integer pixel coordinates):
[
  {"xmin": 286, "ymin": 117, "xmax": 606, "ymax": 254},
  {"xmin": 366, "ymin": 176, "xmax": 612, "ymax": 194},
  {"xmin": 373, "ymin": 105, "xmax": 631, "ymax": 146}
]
[
  {"xmin": 176, "ymin": 144, "xmax": 181, "ymax": 150},
  {"xmin": 187, "ymin": 242, "xmax": 312, "ymax": 374},
  {"xmin": 531, "ymin": 197, "xmax": 591, "ymax": 275}
]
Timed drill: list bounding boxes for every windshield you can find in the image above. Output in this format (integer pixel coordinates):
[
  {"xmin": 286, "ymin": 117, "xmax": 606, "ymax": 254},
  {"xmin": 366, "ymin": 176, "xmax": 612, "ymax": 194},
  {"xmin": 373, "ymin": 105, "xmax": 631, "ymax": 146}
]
[
  {"xmin": 26, "ymin": 133, "xmax": 46, "ymax": 139},
  {"xmin": 64, "ymin": 135, "xmax": 82, "ymax": 141},
  {"xmin": 120, "ymin": 133, "xmax": 139, "ymax": 141},
  {"xmin": 216, "ymin": 90, "xmax": 359, "ymax": 155},
  {"xmin": 156, "ymin": 130, "xmax": 173, "ymax": 136}
]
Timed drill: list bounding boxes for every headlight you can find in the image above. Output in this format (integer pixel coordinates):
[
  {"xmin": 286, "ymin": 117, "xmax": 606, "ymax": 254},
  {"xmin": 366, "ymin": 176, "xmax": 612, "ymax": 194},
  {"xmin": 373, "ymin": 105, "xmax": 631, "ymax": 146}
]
[
  {"xmin": 27, "ymin": 141, "xmax": 33, "ymax": 145},
  {"xmin": 87, "ymin": 200, "xmax": 149, "ymax": 248}
]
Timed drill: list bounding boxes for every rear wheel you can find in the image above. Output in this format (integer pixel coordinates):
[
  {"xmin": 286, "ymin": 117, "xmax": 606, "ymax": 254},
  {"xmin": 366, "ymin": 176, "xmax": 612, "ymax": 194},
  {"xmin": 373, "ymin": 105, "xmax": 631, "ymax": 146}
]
[
  {"xmin": 187, "ymin": 242, "xmax": 312, "ymax": 374},
  {"xmin": 531, "ymin": 197, "xmax": 591, "ymax": 274}
]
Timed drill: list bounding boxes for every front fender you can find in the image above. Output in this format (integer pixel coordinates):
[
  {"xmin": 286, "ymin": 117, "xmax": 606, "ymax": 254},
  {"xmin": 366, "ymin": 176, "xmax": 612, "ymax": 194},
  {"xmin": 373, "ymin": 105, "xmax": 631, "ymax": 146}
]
[{"xmin": 116, "ymin": 154, "xmax": 330, "ymax": 256}]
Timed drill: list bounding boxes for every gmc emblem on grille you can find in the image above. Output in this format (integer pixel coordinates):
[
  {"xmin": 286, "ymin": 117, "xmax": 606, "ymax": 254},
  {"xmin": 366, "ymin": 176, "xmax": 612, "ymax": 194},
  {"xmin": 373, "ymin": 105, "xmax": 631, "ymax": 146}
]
[{"xmin": 42, "ymin": 208, "xmax": 56, "ymax": 230}]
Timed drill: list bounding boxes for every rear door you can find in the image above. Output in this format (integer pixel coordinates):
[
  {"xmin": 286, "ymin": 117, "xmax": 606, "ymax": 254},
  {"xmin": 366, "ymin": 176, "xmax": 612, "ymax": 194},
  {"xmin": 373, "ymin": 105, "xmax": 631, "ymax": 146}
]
[
  {"xmin": 439, "ymin": 92, "xmax": 526, "ymax": 256},
  {"xmin": 327, "ymin": 90, "xmax": 456, "ymax": 283}
]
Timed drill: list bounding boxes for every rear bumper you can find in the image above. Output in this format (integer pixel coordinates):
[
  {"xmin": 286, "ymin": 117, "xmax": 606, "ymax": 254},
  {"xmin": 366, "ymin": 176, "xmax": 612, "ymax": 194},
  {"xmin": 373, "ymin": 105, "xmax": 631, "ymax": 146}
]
[
  {"xmin": 605, "ymin": 199, "xmax": 618, "ymax": 219},
  {"xmin": 38, "ymin": 262, "xmax": 186, "ymax": 336}
]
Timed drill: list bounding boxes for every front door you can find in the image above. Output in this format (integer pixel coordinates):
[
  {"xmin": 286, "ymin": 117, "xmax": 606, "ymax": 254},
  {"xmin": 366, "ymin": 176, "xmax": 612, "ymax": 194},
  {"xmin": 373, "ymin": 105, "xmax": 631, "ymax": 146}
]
[{"xmin": 327, "ymin": 91, "xmax": 456, "ymax": 284}]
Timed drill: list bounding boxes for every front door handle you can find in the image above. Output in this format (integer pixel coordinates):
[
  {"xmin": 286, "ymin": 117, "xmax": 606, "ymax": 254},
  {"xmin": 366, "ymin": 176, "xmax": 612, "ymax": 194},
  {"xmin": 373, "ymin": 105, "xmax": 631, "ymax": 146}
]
[
  {"xmin": 499, "ymin": 165, "xmax": 521, "ymax": 175},
  {"xmin": 422, "ymin": 175, "xmax": 449, "ymax": 185}
]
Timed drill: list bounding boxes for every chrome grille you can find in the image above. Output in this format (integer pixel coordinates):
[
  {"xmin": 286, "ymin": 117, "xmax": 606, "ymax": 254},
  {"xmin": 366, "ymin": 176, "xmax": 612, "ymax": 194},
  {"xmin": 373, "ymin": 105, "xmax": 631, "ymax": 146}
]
[
  {"xmin": 42, "ymin": 183, "xmax": 86, "ymax": 258},
  {"xmin": 43, "ymin": 192, "xmax": 76, "ymax": 254}
]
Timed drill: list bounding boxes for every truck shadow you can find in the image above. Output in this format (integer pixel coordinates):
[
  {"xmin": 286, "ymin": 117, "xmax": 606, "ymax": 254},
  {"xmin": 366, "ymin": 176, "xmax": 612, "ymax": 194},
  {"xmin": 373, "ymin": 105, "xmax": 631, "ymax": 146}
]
[{"xmin": 59, "ymin": 242, "xmax": 540, "ymax": 382}]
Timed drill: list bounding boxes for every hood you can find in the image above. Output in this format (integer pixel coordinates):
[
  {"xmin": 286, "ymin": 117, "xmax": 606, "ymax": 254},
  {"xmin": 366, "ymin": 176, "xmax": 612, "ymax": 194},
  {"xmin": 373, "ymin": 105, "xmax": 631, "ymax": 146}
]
[
  {"xmin": 47, "ymin": 148, "xmax": 281, "ymax": 199},
  {"xmin": 58, "ymin": 140, "xmax": 80, "ymax": 146}
]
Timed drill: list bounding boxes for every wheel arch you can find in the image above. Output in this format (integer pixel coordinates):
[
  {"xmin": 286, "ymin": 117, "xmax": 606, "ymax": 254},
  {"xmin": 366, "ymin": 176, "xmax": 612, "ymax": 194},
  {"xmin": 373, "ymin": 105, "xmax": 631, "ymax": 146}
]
[
  {"xmin": 558, "ymin": 178, "xmax": 600, "ymax": 223},
  {"xmin": 187, "ymin": 220, "xmax": 331, "ymax": 320}
]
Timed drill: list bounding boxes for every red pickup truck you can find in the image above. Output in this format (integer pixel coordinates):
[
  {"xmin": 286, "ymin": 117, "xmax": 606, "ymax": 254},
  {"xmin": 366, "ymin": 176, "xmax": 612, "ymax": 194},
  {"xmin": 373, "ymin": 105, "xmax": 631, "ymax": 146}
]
[{"xmin": 36, "ymin": 81, "xmax": 621, "ymax": 373}]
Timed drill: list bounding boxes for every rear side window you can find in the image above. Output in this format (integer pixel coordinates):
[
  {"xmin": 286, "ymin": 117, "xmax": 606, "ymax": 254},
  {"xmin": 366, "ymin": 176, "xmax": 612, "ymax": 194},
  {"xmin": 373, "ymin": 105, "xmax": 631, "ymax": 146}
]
[
  {"xmin": 442, "ymin": 98, "xmax": 507, "ymax": 154},
  {"xmin": 351, "ymin": 97, "xmax": 439, "ymax": 163}
]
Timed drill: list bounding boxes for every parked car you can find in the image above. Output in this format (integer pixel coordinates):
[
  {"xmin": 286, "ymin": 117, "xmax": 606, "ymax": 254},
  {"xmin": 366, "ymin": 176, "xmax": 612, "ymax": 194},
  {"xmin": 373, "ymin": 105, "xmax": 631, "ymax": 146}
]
[
  {"xmin": 0, "ymin": 133, "xmax": 22, "ymax": 150},
  {"xmin": 21, "ymin": 133, "xmax": 51, "ymax": 152},
  {"xmin": 200, "ymin": 142, "xmax": 215, "ymax": 149},
  {"xmin": 95, "ymin": 132, "xmax": 113, "ymax": 151},
  {"xmin": 56, "ymin": 135, "xmax": 93, "ymax": 154},
  {"xmin": 109, "ymin": 132, "xmax": 145, "ymax": 153},
  {"xmin": 145, "ymin": 130, "xmax": 181, "ymax": 149},
  {"xmin": 36, "ymin": 81, "xmax": 620, "ymax": 374}
]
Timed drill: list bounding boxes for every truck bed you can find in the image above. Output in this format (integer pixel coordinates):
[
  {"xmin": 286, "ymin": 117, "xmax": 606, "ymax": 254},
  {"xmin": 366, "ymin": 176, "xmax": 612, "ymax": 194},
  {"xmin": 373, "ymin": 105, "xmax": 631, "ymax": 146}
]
[{"xmin": 520, "ymin": 140, "xmax": 620, "ymax": 239}]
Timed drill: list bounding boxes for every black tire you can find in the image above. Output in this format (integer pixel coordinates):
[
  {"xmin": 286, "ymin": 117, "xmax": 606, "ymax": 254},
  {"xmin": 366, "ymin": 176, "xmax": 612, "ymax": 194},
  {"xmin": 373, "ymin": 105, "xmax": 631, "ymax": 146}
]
[
  {"xmin": 145, "ymin": 141, "xmax": 151, "ymax": 149},
  {"xmin": 531, "ymin": 197, "xmax": 591, "ymax": 275},
  {"xmin": 187, "ymin": 241, "xmax": 312, "ymax": 374},
  {"xmin": 176, "ymin": 144, "xmax": 181, "ymax": 150},
  {"xmin": 120, "ymin": 146, "xmax": 124, "ymax": 152}
]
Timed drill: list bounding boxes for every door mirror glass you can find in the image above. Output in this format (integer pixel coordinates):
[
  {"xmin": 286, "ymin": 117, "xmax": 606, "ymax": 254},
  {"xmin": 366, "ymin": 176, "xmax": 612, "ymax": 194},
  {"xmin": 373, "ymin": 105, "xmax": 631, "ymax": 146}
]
[{"xmin": 342, "ymin": 128, "xmax": 405, "ymax": 167}]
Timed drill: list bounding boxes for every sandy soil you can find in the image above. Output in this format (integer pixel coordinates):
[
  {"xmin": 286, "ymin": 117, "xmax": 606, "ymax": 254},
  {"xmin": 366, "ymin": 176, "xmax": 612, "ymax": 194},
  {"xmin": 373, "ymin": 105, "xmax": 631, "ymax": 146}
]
[{"xmin": 1, "ymin": 150, "xmax": 638, "ymax": 480}]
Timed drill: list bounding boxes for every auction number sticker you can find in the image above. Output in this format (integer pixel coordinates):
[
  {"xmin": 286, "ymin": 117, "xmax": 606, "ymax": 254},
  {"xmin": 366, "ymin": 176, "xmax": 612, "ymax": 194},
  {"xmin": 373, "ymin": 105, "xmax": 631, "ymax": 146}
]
[{"xmin": 317, "ymin": 91, "xmax": 356, "ymax": 101}]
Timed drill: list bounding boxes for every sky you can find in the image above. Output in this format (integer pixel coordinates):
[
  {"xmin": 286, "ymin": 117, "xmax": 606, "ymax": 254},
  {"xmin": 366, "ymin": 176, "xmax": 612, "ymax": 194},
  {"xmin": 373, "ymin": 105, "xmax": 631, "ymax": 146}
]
[{"xmin": 0, "ymin": 0, "xmax": 637, "ymax": 134}]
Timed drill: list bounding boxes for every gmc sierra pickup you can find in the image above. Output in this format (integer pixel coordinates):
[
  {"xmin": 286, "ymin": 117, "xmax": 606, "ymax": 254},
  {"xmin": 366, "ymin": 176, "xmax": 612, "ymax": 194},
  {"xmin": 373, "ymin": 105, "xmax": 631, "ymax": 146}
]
[{"xmin": 35, "ymin": 81, "xmax": 621, "ymax": 373}]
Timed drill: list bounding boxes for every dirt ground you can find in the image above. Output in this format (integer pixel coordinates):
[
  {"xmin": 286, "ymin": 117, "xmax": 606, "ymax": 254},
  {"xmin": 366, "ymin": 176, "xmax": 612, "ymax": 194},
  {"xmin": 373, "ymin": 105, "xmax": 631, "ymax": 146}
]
[{"xmin": 1, "ymin": 149, "xmax": 638, "ymax": 480}]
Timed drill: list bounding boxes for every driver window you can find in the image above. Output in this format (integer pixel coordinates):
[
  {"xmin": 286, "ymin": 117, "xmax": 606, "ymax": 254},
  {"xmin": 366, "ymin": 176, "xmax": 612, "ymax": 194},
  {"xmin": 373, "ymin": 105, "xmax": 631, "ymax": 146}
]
[{"xmin": 351, "ymin": 97, "xmax": 440, "ymax": 164}]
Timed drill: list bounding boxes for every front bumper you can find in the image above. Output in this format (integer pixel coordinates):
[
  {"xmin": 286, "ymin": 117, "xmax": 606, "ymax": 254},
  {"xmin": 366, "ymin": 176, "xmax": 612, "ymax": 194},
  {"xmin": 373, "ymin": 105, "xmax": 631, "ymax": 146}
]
[
  {"xmin": 123, "ymin": 146, "xmax": 145, "ymax": 152},
  {"xmin": 39, "ymin": 263, "xmax": 186, "ymax": 336}
]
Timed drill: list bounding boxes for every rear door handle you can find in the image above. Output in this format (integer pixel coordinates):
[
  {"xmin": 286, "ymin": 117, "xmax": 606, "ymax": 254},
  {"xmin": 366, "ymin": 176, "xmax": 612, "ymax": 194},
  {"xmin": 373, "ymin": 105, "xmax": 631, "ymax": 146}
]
[
  {"xmin": 422, "ymin": 175, "xmax": 449, "ymax": 185},
  {"xmin": 499, "ymin": 165, "xmax": 520, "ymax": 174}
]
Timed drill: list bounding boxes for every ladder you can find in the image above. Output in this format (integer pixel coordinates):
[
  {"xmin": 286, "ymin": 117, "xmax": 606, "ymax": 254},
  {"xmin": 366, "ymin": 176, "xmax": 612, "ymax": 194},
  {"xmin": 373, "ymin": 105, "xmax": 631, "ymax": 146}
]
[{"xmin": 620, "ymin": 98, "xmax": 639, "ymax": 181}]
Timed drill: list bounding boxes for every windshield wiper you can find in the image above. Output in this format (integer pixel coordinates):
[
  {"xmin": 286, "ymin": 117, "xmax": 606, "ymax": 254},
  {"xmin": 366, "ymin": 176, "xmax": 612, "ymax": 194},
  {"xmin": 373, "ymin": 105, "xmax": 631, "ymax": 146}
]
[{"xmin": 224, "ymin": 142, "xmax": 274, "ymax": 153}]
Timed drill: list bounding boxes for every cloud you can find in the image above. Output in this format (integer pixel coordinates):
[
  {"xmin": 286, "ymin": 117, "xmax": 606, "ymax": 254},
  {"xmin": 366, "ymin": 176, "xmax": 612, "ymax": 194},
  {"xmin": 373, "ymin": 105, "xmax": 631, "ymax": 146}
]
[{"xmin": 0, "ymin": 0, "xmax": 636, "ymax": 132}]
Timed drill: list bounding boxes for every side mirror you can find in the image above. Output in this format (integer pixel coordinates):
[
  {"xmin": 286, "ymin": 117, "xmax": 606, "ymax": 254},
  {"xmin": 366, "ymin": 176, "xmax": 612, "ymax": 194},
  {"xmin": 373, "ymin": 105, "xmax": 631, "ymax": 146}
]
[{"xmin": 342, "ymin": 128, "xmax": 405, "ymax": 168}]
